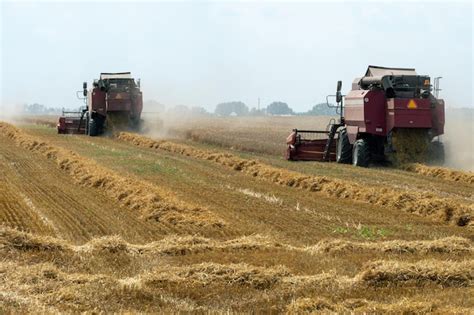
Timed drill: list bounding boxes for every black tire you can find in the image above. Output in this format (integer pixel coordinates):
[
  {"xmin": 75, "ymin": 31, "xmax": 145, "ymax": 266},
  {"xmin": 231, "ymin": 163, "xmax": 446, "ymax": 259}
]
[
  {"xmin": 428, "ymin": 141, "xmax": 445, "ymax": 165},
  {"xmin": 84, "ymin": 112, "xmax": 90, "ymax": 135},
  {"xmin": 336, "ymin": 128, "xmax": 352, "ymax": 163},
  {"xmin": 352, "ymin": 139, "xmax": 370, "ymax": 167},
  {"xmin": 88, "ymin": 118, "xmax": 99, "ymax": 136},
  {"xmin": 131, "ymin": 118, "xmax": 144, "ymax": 132}
]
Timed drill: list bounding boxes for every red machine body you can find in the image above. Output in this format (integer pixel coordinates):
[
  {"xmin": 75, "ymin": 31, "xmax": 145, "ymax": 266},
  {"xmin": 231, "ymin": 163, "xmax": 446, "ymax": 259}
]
[
  {"xmin": 344, "ymin": 89, "xmax": 444, "ymax": 144},
  {"xmin": 287, "ymin": 65, "xmax": 445, "ymax": 166}
]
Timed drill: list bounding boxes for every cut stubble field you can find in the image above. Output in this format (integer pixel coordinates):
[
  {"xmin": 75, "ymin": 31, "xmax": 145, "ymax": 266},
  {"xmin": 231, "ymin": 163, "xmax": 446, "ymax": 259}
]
[{"xmin": 1, "ymin": 116, "xmax": 473, "ymax": 313}]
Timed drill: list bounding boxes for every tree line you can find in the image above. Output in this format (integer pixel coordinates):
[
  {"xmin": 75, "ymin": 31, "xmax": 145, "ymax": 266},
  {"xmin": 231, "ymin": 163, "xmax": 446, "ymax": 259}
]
[
  {"xmin": 22, "ymin": 101, "xmax": 337, "ymax": 117},
  {"xmin": 144, "ymin": 100, "xmax": 337, "ymax": 116},
  {"xmin": 214, "ymin": 101, "xmax": 338, "ymax": 116},
  {"xmin": 23, "ymin": 103, "xmax": 62, "ymax": 115}
]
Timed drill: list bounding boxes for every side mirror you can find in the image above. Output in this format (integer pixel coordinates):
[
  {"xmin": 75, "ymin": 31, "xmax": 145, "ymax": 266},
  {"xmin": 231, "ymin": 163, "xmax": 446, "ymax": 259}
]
[
  {"xmin": 336, "ymin": 80, "xmax": 342, "ymax": 103},
  {"xmin": 83, "ymin": 82, "xmax": 87, "ymax": 97},
  {"xmin": 137, "ymin": 79, "xmax": 141, "ymax": 88}
]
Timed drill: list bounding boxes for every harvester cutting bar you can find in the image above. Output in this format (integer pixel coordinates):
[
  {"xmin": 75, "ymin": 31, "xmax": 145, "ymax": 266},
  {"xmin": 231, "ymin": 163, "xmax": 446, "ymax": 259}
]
[
  {"xmin": 61, "ymin": 111, "xmax": 83, "ymax": 116},
  {"xmin": 286, "ymin": 129, "xmax": 337, "ymax": 161},
  {"xmin": 57, "ymin": 109, "xmax": 87, "ymax": 134}
]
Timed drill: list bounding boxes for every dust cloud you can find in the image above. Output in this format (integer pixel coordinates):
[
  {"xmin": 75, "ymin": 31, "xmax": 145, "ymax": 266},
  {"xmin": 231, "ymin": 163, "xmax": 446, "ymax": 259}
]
[
  {"xmin": 141, "ymin": 101, "xmax": 211, "ymax": 139},
  {"xmin": 141, "ymin": 103, "xmax": 473, "ymax": 173},
  {"xmin": 443, "ymin": 108, "xmax": 474, "ymax": 171},
  {"xmin": 0, "ymin": 103, "xmax": 24, "ymax": 123},
  {"xmin": 141, "ymin": 111, "xmax": 185, "ymax": 139}
]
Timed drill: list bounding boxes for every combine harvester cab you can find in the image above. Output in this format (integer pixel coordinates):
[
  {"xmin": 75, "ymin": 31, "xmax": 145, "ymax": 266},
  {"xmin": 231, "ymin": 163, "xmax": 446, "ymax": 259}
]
[
  {"xmin": 287, "ymin": 65, "xmax": 445, "ymax": 167},
  {"xmin": 57, "ymin": 72, "xmax": 143, "ymax": 136}
]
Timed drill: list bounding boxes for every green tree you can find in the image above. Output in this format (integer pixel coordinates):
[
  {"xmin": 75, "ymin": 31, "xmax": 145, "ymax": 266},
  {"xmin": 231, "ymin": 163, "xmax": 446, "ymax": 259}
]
[
  {"xmin": 215, "ymin": 101, "xmax": 249, "ymax": 116},
  {"xmin": 306, "ymin": 103, "xmax": 337, "ymax": 116},
  {"xmin": 266, "ymin": 101, "xmax": 293, "ymax": 115}
]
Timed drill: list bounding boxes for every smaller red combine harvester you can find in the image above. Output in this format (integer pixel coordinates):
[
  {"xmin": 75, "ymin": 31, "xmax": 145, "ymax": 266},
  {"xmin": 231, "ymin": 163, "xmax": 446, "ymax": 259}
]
[
  {"xmin": 286, "ymin": 65, "xmax": 445, "ymax": 166},
  {"xmin": 57, "ymin": 72, "xmax": 143, "ymax": 136}
]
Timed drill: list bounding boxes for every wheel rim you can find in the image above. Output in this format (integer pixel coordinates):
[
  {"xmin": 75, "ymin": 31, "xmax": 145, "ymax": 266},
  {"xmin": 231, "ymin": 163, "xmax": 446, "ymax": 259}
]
[
  {"xmin": 353, "ymin": 145, "xmax": 358, "ymax": 165},
  {"xmin": 337, "ymin": 139, "xmax": 342, "ymax": 160}
]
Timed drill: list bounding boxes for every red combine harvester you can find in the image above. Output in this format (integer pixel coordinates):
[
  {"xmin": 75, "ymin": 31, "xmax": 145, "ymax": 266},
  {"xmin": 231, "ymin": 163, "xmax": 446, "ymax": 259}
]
[
  {"xmin": 57, "ymin": 72, "xmax": 143, "ymax": 136},
  {"xmin": 286, "ymin": 66, "xmax": 445, "ymax": 166}
]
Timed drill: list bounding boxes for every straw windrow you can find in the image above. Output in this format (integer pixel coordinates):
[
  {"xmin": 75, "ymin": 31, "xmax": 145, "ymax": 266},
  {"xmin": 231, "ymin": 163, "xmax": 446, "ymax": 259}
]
[
  {"xmin": 286, "ymin": 297, "xmax": 472, "ymax": 314},
  {"xmin": 117, "ymin": 132, "xmax": 473, "ymax": 226},
  {"xmin": 404, "ymin": 163, "xmax": 474, "ymax": 185},
  {"xmin": 2, "ymin": 226, "xmax": 472, "ymax": 314},
  {"xmin": 357, "ymin": 259, "xmax": 474, "ymax": 287},
  {"xmin": 0, "ymin": 123, "xmax": 224, "ymax": 228},
  {"xmin": 3, "ymin": 227, "xmax": 471, "ymax": 257}
]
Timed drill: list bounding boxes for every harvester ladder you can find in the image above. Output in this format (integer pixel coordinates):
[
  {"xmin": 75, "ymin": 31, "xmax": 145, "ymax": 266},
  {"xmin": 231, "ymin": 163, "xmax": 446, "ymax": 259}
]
[
  {"xmin": 77, "ymin": 109, "xmax": 87, "ymax": 133},
  {"xmin": 323, "ymin": 123, "xmax": 342, "ymax": 161}
]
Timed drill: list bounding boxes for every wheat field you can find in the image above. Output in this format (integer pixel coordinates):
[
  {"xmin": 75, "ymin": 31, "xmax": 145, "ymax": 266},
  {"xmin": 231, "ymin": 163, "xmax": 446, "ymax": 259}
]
[{"xmin": 1, "ymin": 116, "xmax": 473, "ymax": 313}]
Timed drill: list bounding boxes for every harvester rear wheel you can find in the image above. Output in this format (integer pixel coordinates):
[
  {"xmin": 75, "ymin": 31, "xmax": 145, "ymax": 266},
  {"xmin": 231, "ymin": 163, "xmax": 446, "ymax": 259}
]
[
  {"xmin": 130, "ymin": 118, "xmax": 144, "ymax": 132},
  {"xmin": 336, "ymin": 128, "xmax": 352, "ymax": 164},
  {"xmin": 428, "ymin": 141, "xmax": 445, "ymax": 165},
  {"xmin": 352, "ymin": 139, "xmax": 370, "ymax": 167}
]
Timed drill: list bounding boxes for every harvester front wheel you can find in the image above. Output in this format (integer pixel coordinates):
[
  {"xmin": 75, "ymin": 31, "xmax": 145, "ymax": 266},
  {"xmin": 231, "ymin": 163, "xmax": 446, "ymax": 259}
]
[
  {"xmin": 88, "ymin": 118, "xmax": 99, "ymax": 136},
  {"xmin": 352, "ymin": 139, "xmax": 370, "ymax": 167},
  {"xmin": 336, "ymin": 128, "xmax": 352, "ymax": 164},
  {"xmin": 84, "ymin": 112, "xmax": 89, "ymax": 132}
]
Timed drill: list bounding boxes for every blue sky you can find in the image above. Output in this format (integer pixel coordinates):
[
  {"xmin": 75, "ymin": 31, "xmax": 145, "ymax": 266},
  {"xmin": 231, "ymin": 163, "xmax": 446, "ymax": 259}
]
[{"xmin": 1, "ymin": 1, "xmax": 472, "ymax": 112}]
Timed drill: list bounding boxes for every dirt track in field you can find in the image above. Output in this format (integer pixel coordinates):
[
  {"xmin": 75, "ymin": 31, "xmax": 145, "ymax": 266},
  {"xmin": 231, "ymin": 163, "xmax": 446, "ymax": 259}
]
[{"xmin": 1, "ymin": 119, "xmax": 473, "ymax": 313}]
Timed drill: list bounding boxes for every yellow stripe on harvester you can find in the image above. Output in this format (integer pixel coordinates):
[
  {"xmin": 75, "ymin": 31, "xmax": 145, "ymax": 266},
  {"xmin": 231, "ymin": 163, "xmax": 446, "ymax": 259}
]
[{"xmin": 407, "ymin": 99, "xmax": 417, "ymax": 109}]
